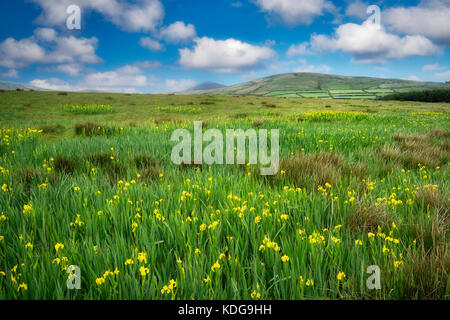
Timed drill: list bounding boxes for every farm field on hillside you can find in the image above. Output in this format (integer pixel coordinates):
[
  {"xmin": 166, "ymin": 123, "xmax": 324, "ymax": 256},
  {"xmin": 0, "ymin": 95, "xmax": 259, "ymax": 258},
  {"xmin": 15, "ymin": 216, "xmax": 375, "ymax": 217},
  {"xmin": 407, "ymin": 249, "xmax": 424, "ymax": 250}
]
[
  {"xmin": 264, "ymin": 89, "xmax": 410, "ymax": 99},
  {"xmin": 0, "ymin": 91, "xmax": 449, "ymax": 300}
]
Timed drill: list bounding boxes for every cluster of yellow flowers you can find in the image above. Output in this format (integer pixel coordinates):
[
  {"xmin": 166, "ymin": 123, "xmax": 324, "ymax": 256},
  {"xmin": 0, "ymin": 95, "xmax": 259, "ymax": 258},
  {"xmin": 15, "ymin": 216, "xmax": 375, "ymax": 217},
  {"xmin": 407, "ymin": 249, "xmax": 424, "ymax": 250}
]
[
  {"xmin": 161, "ymin": 279, "xmax": 177, "ymax": 295},
  {"xmin": 69, "ymin": 214, "xmax": 84, "ymax": 228},
  {"xmin": 22, "ymin": 204, "xmax": 32, "ymax": 215},
  {"xmin": 96, "ymin": 268, "xmax": 120, "ymax": 286},
  {"xmin": 0, "ymin": 128, "xmax": 42, "ymax": 147},
  {"xmin": 259, "ymin": 235, "xmax": 281, "ymax": 252},
  {"xmin": 64, "ymin": 104, "xmax": 114, "ymax": 114},
  {"xmin": 299, "ymin": 276, "xmax": 314, "ymax": 287}
]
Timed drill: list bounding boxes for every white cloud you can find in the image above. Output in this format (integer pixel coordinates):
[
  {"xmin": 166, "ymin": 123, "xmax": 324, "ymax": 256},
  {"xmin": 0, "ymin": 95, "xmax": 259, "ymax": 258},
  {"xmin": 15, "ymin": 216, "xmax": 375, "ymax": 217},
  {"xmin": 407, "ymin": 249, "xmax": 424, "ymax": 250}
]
[
  {"xmin": 140, "ymin": 37, "xmax": 164, "ymax": 52},
  {"xmin": 159, "ymin": 21, "xmax": 196, "ymax": 43},
  {"xmin": 423, "ymin": 63, "xmax": 446, "ymax": 72},
  {"xmin": 286, "ymin": 42, "xmax": 312, "ymax": 57},
  {"xmin": 83, "ymin": 65, "xmax": 148, "ymax": 88},
  {"xmin": 345, "ymin": 0, "xmax": 369, "ymax": 19},
  {"xmin": 0, "ymin": 69, "xmax": 19, "ymax": 78},
  {"xmin": 407, "ymin": 75, "xmax": 420, "ymax": 81},
  {"xmin": 266, "ymin": 59, "xmax": 331, "ymax": 75},
  {"xmin": 0, "ymin": 38, "xmax": 47, "ymax": 68},
  {"xmin": 179, "ymin": 37, "xmax": 275, "ymax": 73},
  {"xmin": 165, "ymin": 79, "xmax": 197, "ymax": 92},
  {"xmin": 253, "ymin": 0, "xmax": 333, "ymax": 25},
  {"xmin": 0, "ymin": 29, "xmax": 101, "ymax": 69},
  {"xmin": 310, "ymin": 21, "xmax": 440, "ymax": 63},
  {"xmin": 30, "ymin": 78, "xmax": 74, "ymax": 91},
  {"xmin": 434, "ymin": 70, "xmax": 450, "ymax": 80},
  {"xmin": 55, "ymin": 64, "xmax": 83, "ymax": 76},
  {"xmin": 29, "ymin": 64, "xmax": 158, "ymax": 93},
  {"xmin": 49, "ymin": 36, "xmax": 101, "ymax": 64},
  {"xmin": 34, "ymin": 28, "xmax": 57, "ymax": 42},
  {"xmin": 385, "ymin": 0, "xmax": 450, "ymax": 45},
  {"xmin": 294, "ymin": 59, "xmax": 332, "ymax": 73},
  {"xmin": 31, "ymin": 0, "xmax": 164, "ymax": 32}
]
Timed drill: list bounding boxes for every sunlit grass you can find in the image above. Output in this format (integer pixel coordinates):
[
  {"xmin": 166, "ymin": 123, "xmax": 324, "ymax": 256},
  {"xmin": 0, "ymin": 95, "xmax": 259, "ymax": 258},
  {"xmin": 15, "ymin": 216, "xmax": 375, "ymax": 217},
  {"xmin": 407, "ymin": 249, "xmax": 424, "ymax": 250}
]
[{"xmin": 0, "ymin": 92, "xmax": 449, "ymax": 300}]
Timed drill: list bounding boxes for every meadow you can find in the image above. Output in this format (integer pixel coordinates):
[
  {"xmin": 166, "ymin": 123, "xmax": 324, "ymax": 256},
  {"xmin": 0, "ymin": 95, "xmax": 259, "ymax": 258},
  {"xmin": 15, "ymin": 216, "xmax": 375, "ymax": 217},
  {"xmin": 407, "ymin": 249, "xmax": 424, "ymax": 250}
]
[{"xmin": 0, "ymin": 91, "xmax": 448, "ymax": 300}]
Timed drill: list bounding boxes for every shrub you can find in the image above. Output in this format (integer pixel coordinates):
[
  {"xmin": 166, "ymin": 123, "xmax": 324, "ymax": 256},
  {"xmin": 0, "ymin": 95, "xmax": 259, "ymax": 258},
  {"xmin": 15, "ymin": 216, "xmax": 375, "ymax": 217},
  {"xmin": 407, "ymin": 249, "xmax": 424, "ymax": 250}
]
[{"xmin": 382, "ymin": 89, "xmax": 450, "ymax": 102}]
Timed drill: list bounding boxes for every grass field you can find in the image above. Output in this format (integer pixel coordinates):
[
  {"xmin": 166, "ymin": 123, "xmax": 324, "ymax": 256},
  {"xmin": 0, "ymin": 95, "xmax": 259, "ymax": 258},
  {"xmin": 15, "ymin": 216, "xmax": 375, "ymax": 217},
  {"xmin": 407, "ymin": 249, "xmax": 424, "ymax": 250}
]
[
  {"xmin": 264, "ymin": 89, "xmax": 407, "ymax": 99},
  {"xmin": 0, "ymin": 91, "xmax": 449, "ymax": 300}
]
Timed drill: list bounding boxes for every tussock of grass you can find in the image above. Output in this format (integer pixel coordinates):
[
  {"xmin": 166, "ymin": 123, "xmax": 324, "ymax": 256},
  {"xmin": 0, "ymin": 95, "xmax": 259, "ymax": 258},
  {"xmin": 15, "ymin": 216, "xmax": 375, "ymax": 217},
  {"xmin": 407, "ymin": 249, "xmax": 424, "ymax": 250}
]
[
  {"xmin": 54, "ymin": 155, "xmax": 77, "ymax": 175},
  {"xmin": 39, "ymin": 124, "xmax": 65, "ymax": 134},
  {"xmin": 86, "ymin": 152, "xmax": 114, "ymax": 168},
  {"xmin": 382, "ymin": 129, "xmax": 450, "ymax": 169},
  {"xmin": 252, "ymin": 119, "xmax": 266, "ymax": 127},
  {"xmin": 133, "ymin": 154, "xmax": 158, "ymax": 170},
  {"xmin": 278, "ymin": 151, "xmax": 365, "ymax": 188},
  {"xmin": 347, "ymin": 201, "xmax": 393, "ymax": 233}
]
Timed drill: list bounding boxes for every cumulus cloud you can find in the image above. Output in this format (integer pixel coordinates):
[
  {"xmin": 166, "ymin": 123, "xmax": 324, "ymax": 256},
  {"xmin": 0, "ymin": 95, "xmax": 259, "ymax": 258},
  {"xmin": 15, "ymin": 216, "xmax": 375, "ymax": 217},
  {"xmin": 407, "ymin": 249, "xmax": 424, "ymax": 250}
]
[
  {"xmin": 140, "ymin": 37, "xmax": 164, "ymax": 52},
  {"xmin": 434, "ymin": 70, "xmax": 450, "ymax": 80},
  {"xmin": 423, "ymin": 63, "xmax": 446, "ymax": 72},
  {"xmin": 30, "ymin": 78, "xmax": 75, "ymax": 91},
  {"xmin": 30, "ymin": 64, "xmax": 157, "ymax": 93},
  {"xmin": 30, "ymin": 0, "xmax": 164, "ymax": 32},
  {"xmin": 0, "ymin": 37, "xmax": 47, "ymax": 69},
  {"xmin": 294, "ymin": 59, "xmax": 332, "ymax": 73},
  {"xmin": 253, "ymin": 0, "xmax": 334, "ymax": 25},
  {"xmin": 164, "ymin": 79, "xmax": 197, "ymax": 92},
  {"xmin": 384, "ymin": 0, "xmax": 450, "ymax": 45},
  {"xmin": 0, "ymin": 69, "xmax": 19, "ymax": 78},
  {"xmin": 407, "ymin": 75, "xmax": 420, "ymax": 81},
  {"xmin": 55, "ymin": 64, "xmax": 83, "ymax": 76},
  {"xmin": 159, "ymin": 21, "xmax": 197, "ymax": 43},
  {"xmin": 0, "ymin": 29, "xmax": 101, "ymax": 70},
  {"xmin": 83, "ymin": 65, "xmax": 148, "ymax": 88},
  {"xmin": 345, "ymin": 0, "xmax": 369, "ymax": 19},
  {"xmin": 179, "ymin": 37, "xmax": 275, "ymax": 73},
  {"xmin": 309, "ymin": 21, "xmax": 440, "ymax": 63},
  {"xmin": 34, "ymin": 28, "xmax": 57, "ymax": 42},
  {"xmin": 286, "ymin": 42, "xmax": 312, "ymax": 57},
  {"xmin": 268, "ymin": 59, "xmax": 331, "ymax": 74}
]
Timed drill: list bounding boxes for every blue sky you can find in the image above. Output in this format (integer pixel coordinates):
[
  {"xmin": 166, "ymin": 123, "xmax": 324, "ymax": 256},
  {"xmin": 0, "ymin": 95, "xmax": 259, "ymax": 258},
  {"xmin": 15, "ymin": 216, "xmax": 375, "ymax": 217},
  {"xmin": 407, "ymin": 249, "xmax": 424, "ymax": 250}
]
[{"xmin": 0, "ymin": 0, "xmax": 449, "ymax": 93}]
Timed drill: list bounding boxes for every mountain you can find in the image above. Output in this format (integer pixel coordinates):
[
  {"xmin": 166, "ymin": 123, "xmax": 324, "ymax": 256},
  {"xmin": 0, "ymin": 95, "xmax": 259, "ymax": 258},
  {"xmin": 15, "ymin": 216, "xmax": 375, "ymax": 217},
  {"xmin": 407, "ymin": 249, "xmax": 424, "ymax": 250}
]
[
  {"xmin": 190, "ymin": 81, "xmax": 226, "ymax": 90},
  {"xmin": 176, "ymin": 73, "xmax": 450, "ymax": 96},
  {"xmin": 0, "ymin": 80, "xmax": 44, "ymax": 91}
]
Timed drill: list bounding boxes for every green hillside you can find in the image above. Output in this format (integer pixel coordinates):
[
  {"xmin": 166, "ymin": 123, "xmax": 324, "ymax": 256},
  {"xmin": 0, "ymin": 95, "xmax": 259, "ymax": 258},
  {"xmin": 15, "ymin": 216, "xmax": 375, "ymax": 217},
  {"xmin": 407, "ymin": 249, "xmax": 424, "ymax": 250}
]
[{"xmin": 179, "ymin": 73, "xmax": 450, "ymax": 99}]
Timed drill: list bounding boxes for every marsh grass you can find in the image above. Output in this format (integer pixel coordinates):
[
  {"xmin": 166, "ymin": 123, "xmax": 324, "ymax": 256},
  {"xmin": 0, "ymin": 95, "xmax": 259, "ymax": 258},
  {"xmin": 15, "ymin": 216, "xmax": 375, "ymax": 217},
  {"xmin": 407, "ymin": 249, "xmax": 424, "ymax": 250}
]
[{"xmin": 0, "ymin": 92, "xmax": 449, "ymax": 300}]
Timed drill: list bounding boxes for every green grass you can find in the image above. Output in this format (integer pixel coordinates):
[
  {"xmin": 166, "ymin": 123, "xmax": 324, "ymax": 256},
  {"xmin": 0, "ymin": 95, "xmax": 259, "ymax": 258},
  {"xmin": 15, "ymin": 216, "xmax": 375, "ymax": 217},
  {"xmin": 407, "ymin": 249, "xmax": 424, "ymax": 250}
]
[
  {"xmin": 262, "ymin": 87, "xmax": 433, "ymax": 100},
  {"xmin": 0, "ymin": 91, "xmax": 449, "ymax": 300},
  {"xmin": 63, "ymin": 104, "xmax": 115, "ymax": 115}
]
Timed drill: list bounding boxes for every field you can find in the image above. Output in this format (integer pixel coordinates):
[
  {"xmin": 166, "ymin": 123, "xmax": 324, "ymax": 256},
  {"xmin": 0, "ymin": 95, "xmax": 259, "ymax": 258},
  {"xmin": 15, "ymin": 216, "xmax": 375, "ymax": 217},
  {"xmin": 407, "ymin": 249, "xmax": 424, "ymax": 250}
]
[
  {"xmin": 0, "ymin": 91, "xmax": 449, "ymax": 300},
  {"xmin": 264, "ymin": 89, "xmax": 407, "ymax": 99}
]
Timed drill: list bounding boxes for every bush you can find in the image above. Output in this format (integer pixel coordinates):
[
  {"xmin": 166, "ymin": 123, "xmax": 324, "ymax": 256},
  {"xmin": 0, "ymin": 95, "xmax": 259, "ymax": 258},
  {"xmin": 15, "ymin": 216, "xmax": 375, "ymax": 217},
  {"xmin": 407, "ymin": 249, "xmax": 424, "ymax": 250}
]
[{"xmin": 382, "ymin": 89, "xmax": 450, "ymax": 102}]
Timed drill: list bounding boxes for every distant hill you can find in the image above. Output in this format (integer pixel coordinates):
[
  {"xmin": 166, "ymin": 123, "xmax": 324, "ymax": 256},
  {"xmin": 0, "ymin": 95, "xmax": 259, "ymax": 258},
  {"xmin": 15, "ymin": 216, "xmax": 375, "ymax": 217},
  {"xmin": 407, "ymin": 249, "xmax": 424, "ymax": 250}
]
[
  {"xmin": 176, "ymin": 73, "xmax": 450, "ymax": 98},
  {"xmin": 189, "ymin": 82, "xmax": 225, "ymax": 91},
  {"xmin": 180, "ymin": 81, "xmax": 226, "ymax": 94},
  {"xmin": 0, "ymin": 80, "xmax": 44, "ymax": 91}
]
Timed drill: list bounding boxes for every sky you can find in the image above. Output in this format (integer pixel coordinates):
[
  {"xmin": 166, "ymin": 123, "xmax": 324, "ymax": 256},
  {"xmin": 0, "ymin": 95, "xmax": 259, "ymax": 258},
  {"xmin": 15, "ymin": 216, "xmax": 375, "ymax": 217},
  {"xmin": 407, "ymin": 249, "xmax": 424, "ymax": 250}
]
[{"xmin": 0, "ymin": 0, "xmax": 449, "ymax": 93}]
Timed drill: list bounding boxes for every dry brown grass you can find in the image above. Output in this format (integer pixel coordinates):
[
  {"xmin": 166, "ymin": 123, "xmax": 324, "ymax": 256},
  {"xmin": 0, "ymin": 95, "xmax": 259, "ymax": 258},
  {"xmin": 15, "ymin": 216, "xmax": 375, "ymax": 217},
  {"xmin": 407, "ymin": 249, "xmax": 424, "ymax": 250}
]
[
  {"xmin": 381, "ymin": 128, "xmax": 450, "ymax": 169},
  {"xmin": 252, "ymin": 119, "xmax": 266, "ymax": 127},
  {"xmin": 277, "ymin": 151, "xmax": 366, "ymax": 188},
  {"xmin": 416, "ymin": 187, "xmax": 449, "ymax": 215},
  {"xmin": 346, "ymin": 201, "xmax": 393, "ymax": 233},
  {"xmin": 399, "ymin": 245, "xmax": 449, "ymax": 299}
]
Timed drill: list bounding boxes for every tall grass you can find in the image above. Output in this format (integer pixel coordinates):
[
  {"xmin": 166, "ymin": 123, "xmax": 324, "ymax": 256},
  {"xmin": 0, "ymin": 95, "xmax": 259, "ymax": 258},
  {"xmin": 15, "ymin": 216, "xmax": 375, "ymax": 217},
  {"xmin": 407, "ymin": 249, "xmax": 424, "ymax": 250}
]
[{"xmin": 0, "ymin": 111, "xmax": 448, "ymax": 299}]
